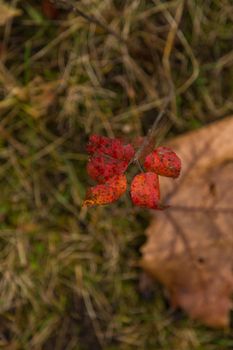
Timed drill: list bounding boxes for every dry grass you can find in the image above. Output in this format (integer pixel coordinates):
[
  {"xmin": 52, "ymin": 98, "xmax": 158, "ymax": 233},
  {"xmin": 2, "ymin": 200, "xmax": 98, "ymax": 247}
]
[{"xmin": 0, "ymin": 0, "xmax": 232, "ymax": 349}]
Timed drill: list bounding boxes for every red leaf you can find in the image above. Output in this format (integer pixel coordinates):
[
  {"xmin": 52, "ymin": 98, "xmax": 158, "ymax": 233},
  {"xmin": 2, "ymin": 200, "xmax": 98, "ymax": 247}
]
[
  {"xmin": 86, "ymin": 135, "xmax": 135, "ymax": 184},
  {"xmin": 144, "ymin": 146, "xmax": 181, "ymax": 178},
  {"xmin": 122, "ymin": 143, "xmax": 135, "ymax": 162},
  {"xmin": 86, "ymin": 135, "xmax": 135, "ymax": 162},
  {"xmin": 83, "ymin": 174, "xmax": 127, "ymax": 207},
  {"xmin": 87, "ymin": 154, "xmax": 128, "ymax": 183},
  {"xmin": 130, "ymin": 173, "xmax": 160, "ymax": 209},
  {"xmin": 42, "ymin": 0, "xmax": 59, "ymax": 19}
]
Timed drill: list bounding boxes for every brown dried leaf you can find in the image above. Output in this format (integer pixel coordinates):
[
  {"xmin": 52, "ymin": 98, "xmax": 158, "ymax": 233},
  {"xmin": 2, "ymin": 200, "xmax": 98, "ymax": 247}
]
[
  {"xmin": 42, "ymin": 0, "xmax": 59, "ymax": 19},
  {"xmin": 0, "ymin": 2, "xmax": 21, "ymax": 26},
  {"xmin": 141, "ymin": 117, "xmax": 233, "ymax": 328}
]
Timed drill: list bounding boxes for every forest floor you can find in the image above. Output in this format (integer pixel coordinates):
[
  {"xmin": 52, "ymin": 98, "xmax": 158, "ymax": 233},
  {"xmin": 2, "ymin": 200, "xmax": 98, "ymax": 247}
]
[{"xmin": 0, "ymin": 1, "xmax": 232, "ymax": 349}]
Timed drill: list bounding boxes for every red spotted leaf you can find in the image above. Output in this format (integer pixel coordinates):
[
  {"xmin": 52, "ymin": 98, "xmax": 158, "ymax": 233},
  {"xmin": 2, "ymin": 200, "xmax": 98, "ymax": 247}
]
[
  {"xmin": 87, "ymin": 154, "xmax": 128, "ymax": 183},
  {"xmin": 86, "ymin": 135, "xmax": 135, "ymax": 162},
  {"xmin": 122, "ymin": 143, "xmax": 135, "ymax": 162},
  {"xmin": 130, "ymin": 173, "xmax": 160, "ymax": 209},
  {"xmin": 144, "ymin": 146, "xmax": 181, "ymax": 178},
  {"xmin": 83, "ymin": 174, "xmax": 127, "ymax": 207}
]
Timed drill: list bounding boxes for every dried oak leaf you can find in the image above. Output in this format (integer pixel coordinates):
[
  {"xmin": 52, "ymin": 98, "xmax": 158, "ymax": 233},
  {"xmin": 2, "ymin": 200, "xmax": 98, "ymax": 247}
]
[{"xmin": 141, "ymin": 116, "xmax": 233, "ymax": 328}]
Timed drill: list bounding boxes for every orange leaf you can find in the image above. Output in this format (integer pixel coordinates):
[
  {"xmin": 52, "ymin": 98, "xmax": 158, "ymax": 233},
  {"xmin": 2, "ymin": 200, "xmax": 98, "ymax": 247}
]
[
  {"xmin": 130, "ymin": 173, "xmax": 160, "ymax": 209},
  {"xmin": 83, "ymin": 174, "xmax": 127, "ymax": 207}
]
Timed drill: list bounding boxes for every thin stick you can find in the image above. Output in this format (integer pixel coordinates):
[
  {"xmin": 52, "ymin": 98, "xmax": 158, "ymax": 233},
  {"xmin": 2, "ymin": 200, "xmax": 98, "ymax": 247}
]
[
  {"xmin": 132, "ymin": 93, "xmax": 172, "ymax": 164},
  {"xmin": 52, "ymin": 0, "xmax": 125, "ymax": 43}
]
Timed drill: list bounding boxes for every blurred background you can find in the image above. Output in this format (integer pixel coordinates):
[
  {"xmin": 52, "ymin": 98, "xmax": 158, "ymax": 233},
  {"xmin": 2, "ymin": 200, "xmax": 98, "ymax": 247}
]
[{"xmin": 0, "ymin": 0, "xmax": 232, "ymax": 349}]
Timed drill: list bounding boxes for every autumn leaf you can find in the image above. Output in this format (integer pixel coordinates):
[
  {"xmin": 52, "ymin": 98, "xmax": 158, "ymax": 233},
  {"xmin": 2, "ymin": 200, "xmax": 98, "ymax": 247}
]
[
  {"xmin": 87, "ymin": 134, "xmax": 135, "ymax": 162},
  {"xmin": 42, "ymin": 0, "xmax": 59, "ymax": 19},
  {"xmin": 141, "ymin": 117, "xmax": 233, "ymax": 328},
  {"xmin": 86, "ymin": 135, "xmax": 135, "ymax": 185},
  {"xmin": 130, "ymin": 173, "xmax": 160, "ymax": 209},
  {"xmin": 87, "ymin": 154, "xmax": 128, "ymax": 184},
  {"xmin": 83, "ymin": 174, "xmax": 127, "ymax": 207},
  {"xmin": 144, "ymin": 146, "xmax": 181, "ymax": 178}
]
